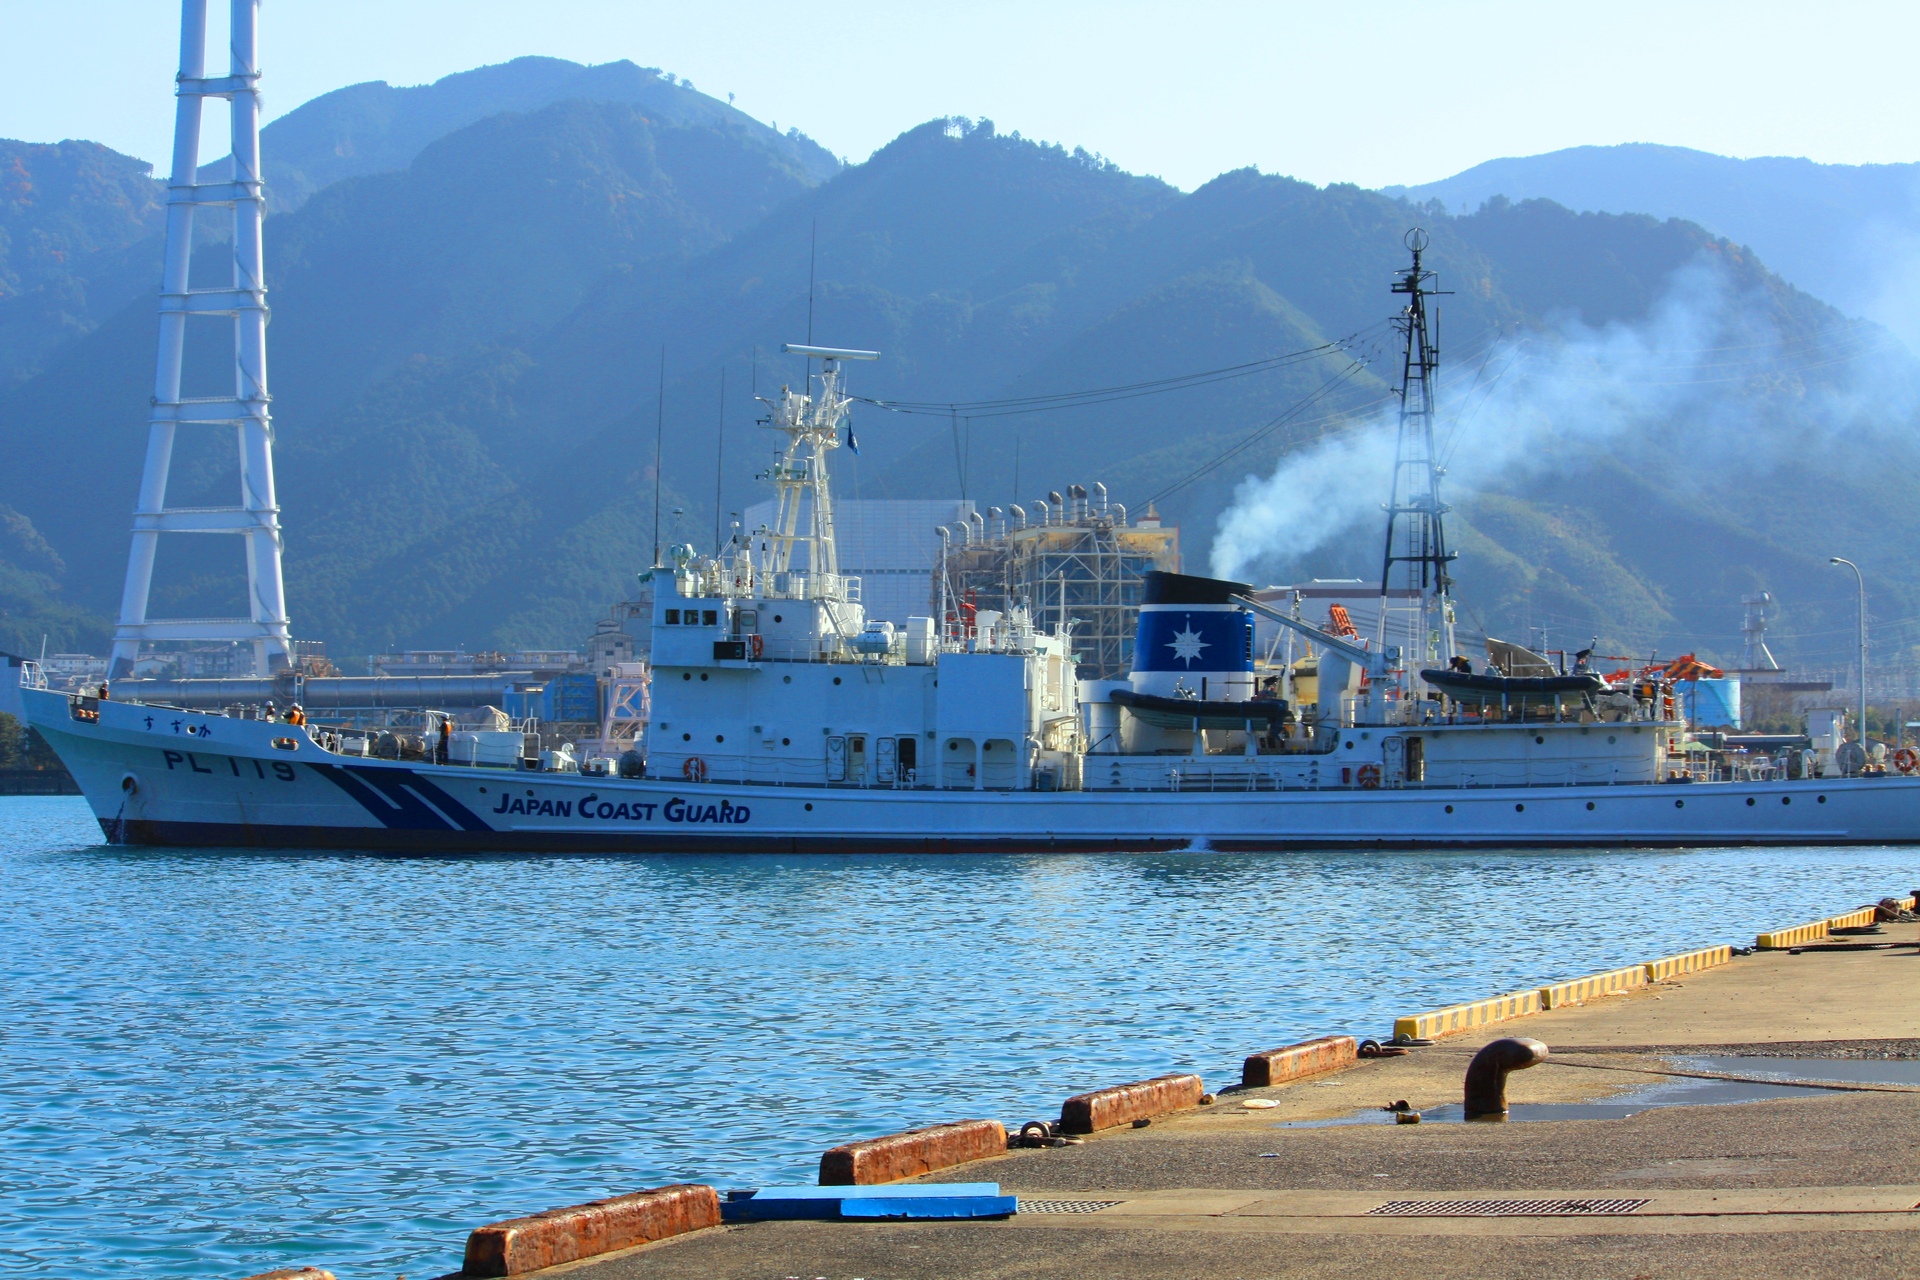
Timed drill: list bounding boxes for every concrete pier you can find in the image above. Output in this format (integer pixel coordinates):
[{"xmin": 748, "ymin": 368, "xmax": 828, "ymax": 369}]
[{"xmin": 535, "ymin": 913, "xmax": 1919, "ymax": 1279}]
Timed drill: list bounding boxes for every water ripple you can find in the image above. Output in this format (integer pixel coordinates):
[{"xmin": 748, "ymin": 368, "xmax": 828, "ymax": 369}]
[{"xmin": 0, "ymin": 796, "xmax": 1909, "ymax": 1278}]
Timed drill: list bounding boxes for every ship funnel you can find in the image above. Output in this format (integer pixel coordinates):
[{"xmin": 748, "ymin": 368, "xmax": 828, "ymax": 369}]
[{"xmin": 1128, "ymin": 571, "xmax": 1256, "ymax": 702}]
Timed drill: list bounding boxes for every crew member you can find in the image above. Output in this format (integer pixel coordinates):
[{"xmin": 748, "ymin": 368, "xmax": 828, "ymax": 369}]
[
  {"xmin": 286, "ymin": 704, "xmax": 306, "ymax": 727},
  {"xmin": 437, "ymin": 717, "xmax": 451, "ymax": 765}
]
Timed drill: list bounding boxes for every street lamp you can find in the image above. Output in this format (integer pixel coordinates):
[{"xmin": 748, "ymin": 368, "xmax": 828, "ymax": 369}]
[{"xmin": 1831, "ymin": 557, "xmax": 1867, "ymax": 748}]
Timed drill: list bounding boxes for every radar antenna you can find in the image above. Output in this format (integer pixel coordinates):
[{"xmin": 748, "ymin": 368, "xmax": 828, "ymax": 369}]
[{"xmin": 1378, "ymin": 228, "xmax": 1457, "ymax": 669}]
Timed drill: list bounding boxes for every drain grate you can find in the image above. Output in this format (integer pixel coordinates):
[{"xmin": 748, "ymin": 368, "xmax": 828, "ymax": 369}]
[
  {"xmin": 1018, "ymin": 1199, "xmax": 1125, "ymax": 1214},
  {"xmin": 1369, "ymin": 1198, "xmax": 1650, "ymax": 1217}
]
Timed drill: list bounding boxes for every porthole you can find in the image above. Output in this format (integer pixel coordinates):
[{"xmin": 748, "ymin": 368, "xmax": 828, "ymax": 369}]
[
  {"xmin": 1746, "ymin": 797, "xmax": 1755, "ymax": 807},
  {"xmin": 833, "ymin": 676, "xmax": 842, "ymax": 686},
  {"xmin": 1515, "ymin": 803, "xmax": 1525, "ymax": 812},
  {"xmin": 781, "ymin": 737, "xmax": 790, "ymax": 746},
  {"xmin": 1534, "ymin": 735, "xmax": 1544, "ymax": 745},
  {"xmin": 1586, "ymin": 801, "xmax": 1595, "ymax": 811},
  {"xmin": 783, "ymin": 675, "xmax": 792, "ymax": 684},
  {"xmin": 479, "ymin": 787, "xmax": 487, "ymax": 794},
  {"xmin": 715, "ymin": 735, "xmax": 724, "ymax": 743},
  {"xmin": 949, "ymin": 741, "xmax": 959, "ymax": 751},
  {"xmin": 700, "ymin": 673, "xmax": 709, "ymax": 681},
  {"xmin": 1344, "ymin": 740, "xmax": 1355, "ymax": 750},
  {"xmin": 1818, "ymin": 795, "xmax": 1827, "ymax": 804},
  {"xmin": 804, "ymin": 802, "xmax": 813, "ymax": 811},
  {"xmin": 1444, "ymin": 804, "xmax": 1454, "ymax": 814},
  {"xmin": 1675, "ymin": 799, "xmax": 1684, "ymax": 809},
  {"xmin": 1782, "ymin": 796, "xmax": 1791, "ymax": 806},
  {"xmin": 682, "ymin": 733, "xmax": 691, "ymax": 742},
  {"xmin": 774, "ymin": 614, "xmax": 783, "ymax": 623},
  {"xmin": 1607, "ymin": 735, "xmax": 1617, "ymax": 744},
  {"xmin": 682, "ymin": 672, "xmax": 691, "ymax": 681}
]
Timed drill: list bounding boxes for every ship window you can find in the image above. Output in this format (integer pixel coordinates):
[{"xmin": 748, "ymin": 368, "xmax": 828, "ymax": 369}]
[
  {"xmin": 682, "ymin": 673, "xmax": 691, "ymax": 681},
  {"xmin": 1586, "ymin": 801, "xmax": 1595, "ymax": 810},
  {"xmin": 683, "ymin": 613, "xmax": 699, "ymax": 626},
  {"xmin": 805, "ymin": 802, "xmax": 813, "ymax": 811},
  {"xmin": 1675, "ymin": 799, "xmax": 1685, "ymax": 808},
  {"xmin": 703, "ymin": 610, "xmax": 718, "ymax": 626},
  {"xmin": 1782, "ymin": 796, "xmax": 1791, "ymax": 805},
  {"xmin": 1515, "ymin": 803, "xmax": 1524, "ymax": 812},
  {"xmin": 783, "ymin": 675, "xmax": 792, "ymax": 684},
  {"xmin": 833, "ymin": 677, "xmax": 842, "ymax": 686},
  {"xmin": 1818, "ymin": 795, "xmax": 1827, "ymax": 803},
  {"xmin": 1444, "ymin": 804, "xmax": 1453, "ymax": 814},
  {"xmin": 1746, "ymin": 797, "xmax": 1755, "ymax": 806},
  {"xmin": 1534, "ymin": 735, "xmax": 1544, "ymax": 745},
  {"xmin": 664, "ymin": 609, "xmax": 680, "ymax": 624},
  {"xmin": 701, "ymin": 673, "xmax": 709, "ymax": 680},
  {"xmin": 716, "ymin": 735, "xmax": 724, "ymax": 743},
  {"xmin": 682, "ymin": 733, "xmax": 691, "ymax": 741},
  {"xmin": 782, "ymin": 737, "xmax": 790, "ymax": 746},
  {"xmin": 774, "ymin": 614, "xmax": 783, "ymax": 623},
  {"xmin": 1608, "ymin": 735, "xmax": 1617, "ymax": 744}
]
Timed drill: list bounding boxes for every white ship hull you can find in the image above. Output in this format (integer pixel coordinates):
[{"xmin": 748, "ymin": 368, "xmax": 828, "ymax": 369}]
[{"xmin": 30, "ymin": 689, "xmax": 1920, "ymax": 852}]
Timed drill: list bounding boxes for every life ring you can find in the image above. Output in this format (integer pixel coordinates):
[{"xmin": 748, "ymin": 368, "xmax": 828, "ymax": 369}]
[
  {"xmin": 1894, "ymin": 747, "xmax": 1918, "ymax": 775},
  {"xmin": 682, "ymin": 756, "xmax": 708, "ymax": 783},
  {"xmin": 749, "ymin": 634, "xmax": 764, "ymax": 660},
  {"xmin": 1356, "ymin": 763, "xmax": 1382, "ymax": 789}
]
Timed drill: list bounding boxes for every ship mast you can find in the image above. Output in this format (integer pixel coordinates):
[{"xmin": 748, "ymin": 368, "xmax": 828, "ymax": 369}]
[
  {"xmin": 1377, "ymin": 227, "xmax": 1456, "ymax": 672},
  {"xmin": 756, "ymin": 344, "xmax": 877, "ymax": 595}
]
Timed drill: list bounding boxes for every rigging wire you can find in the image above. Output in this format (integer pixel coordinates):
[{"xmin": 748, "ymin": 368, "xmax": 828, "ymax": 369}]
[{"xmin": 853, "ymin": 323, "xmax": 1393, "ymax": 420}]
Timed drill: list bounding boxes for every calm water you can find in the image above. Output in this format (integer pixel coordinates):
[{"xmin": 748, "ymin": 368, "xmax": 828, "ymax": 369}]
[{"xmin": 1, "ymin": 795, "xmax": 1912, "ymax": 1279}]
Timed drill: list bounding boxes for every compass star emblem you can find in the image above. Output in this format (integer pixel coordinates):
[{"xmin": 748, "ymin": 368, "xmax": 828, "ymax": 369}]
[{"xmin": 1167, "ymin": 615, "xmax": 1209, "ymax": 667}]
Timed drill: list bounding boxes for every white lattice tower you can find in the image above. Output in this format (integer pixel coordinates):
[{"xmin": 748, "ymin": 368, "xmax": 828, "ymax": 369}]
[{"xmin": 110, "ymin": 0, "xmax": 291, "ymax": 678}]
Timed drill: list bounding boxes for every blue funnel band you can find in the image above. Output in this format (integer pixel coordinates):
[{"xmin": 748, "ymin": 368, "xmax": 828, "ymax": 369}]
[{"xmin": 1134, "ymin": 607, "xmax": 1254, "ymax": 674}]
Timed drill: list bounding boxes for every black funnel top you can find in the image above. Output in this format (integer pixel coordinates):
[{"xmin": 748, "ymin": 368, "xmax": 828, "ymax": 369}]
[{"xmin": 1141, "ymin": 570, "xmax": 1253, "ymax": 606}]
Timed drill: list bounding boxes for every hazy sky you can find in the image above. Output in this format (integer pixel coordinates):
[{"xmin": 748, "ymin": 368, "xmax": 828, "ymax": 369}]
[{"xmin": 1, "ymin": 1, "xmax": 1915, "ymax": 190}]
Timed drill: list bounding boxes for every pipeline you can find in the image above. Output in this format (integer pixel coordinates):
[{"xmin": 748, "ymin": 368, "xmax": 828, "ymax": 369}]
[{"xmin": 108, "ymin": 674, "xmax": 535, "ymax": 710}]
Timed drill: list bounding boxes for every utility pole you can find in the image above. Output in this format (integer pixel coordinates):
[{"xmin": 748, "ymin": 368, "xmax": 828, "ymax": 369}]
[{"xmin": 1831, "ymin": 557, "xmax": 1868, "ymax": 744}]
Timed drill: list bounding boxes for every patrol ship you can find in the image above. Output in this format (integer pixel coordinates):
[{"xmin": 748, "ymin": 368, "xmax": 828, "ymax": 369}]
[{"xmin": 25, "ymin": 249, "xmax": 1920, "ymax": 851}]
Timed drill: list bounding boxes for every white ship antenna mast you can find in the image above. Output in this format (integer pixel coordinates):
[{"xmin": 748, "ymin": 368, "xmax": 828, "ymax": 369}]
[
  {"xmin": 756, "ymin": 344, "xmax": 877, "ymax": 595},
  {"xmin": 111, "ymin": 0, "xmax": 292, "ymax": 678},
  {"xmin": 1377, "ymin": 227, "xmax": 1457, "ymax": 672}
]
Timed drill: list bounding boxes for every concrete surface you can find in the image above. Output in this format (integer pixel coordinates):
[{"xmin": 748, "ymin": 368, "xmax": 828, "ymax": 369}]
[{"xmin": 525, "ymin": 920, "xmax": 1920, "ymax": 1279}]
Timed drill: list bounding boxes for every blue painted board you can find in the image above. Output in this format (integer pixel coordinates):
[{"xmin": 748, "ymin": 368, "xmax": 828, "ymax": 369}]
[{"xmin": 840, "ymin": 1196, "xmax": 1018, "ymax": 1219}]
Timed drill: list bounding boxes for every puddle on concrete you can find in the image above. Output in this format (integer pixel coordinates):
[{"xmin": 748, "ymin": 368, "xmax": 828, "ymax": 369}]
[
  {"xmin": 1676, "ymin": 1055, "xmax": 1920, "ymax": 1086},
  {"xmin": 1277, "ymin": 1057, "xmax": 1906, "ymax": 1127}
]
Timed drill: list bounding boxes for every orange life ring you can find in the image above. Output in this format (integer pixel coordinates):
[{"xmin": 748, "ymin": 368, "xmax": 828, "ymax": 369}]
[
  {"xmin": 1356, "ymin": 763, "xmax": 1382, "ymax": 789},
  {"xmin": 749, "ymin": 634, "xmax": 764, "ymax": 660},
  {"xmin": 682, "ymin": 756, "xmax": 708, "ymax": 783},
  {"xmin": 1894, "ymin": 747, "xmax": 1918, "ymax": 775}
]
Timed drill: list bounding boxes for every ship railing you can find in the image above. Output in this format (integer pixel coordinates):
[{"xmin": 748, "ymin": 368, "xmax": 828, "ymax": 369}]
[{"xmin": 18, "ymin": 661, "xmax": 46, "ymax": 691}]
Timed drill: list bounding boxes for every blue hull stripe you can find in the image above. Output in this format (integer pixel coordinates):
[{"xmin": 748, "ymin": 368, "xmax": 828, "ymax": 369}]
[{"xmin": 309, "ymin": 763, "xmax": 463, "ymax": 831}]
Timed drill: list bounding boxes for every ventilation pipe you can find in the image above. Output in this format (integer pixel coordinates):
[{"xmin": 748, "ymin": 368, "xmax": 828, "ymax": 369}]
[
  {"xmin": 1112, "ymin": 503, "xmax": 1127, "ymax": 527},
  {"xmin": 1069, "ymin": 483, "xmax": 1087, "ymax": 522},
  {"xmin": 1033, "ymin": 499, "xmax": 1050, "ymax": 526},
  {"xmin": 1008, "ymin": 503, "xmax": 1027, "ymax": 529},
  {"xmin": 1093, "ymin": 482, "xmax": 1108, "ymax": 515},
  {"xmin": 987, "ymin": 505, "xmax": 1004, "ymax": 539},
  {"xmin": 968, "ymin": 510, "xmax": 986, "ymax": 545},
  {"xmin": 1048, "ymin": 491, "xmax": 1064, "ymax": 526}
]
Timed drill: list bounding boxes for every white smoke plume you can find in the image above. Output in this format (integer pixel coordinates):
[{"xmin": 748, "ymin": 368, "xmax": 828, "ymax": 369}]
[{"xmin": 1209, "ymin": 255, "xmax": 1912, "ymax": 582}]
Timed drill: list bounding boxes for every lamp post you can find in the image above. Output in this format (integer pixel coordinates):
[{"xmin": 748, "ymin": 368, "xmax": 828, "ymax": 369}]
[{"xmin": 1831, "ymin": 557, "xmax": 1867, "ymax": 747}]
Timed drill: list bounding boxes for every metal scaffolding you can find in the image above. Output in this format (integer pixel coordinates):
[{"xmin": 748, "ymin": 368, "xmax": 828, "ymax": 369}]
[{"xmin": 934, "ymin": 483, "xmax": 1179, "ymax": 678}]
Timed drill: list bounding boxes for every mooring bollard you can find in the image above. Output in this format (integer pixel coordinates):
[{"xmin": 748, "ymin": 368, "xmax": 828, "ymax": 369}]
[{"xmin": 1463, "ymin": 1036, "xmax": 1548, "ymax": 1120}]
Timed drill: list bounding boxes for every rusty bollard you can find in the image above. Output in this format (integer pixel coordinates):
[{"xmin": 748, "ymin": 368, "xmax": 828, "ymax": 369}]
[{"xmin": 1463, "ymin": 1037, "xmax": 1549, "ymax": 1120}]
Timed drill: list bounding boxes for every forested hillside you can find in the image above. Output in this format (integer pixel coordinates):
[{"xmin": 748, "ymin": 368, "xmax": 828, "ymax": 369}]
[{"xmin": 0, "ymin": 87, "xmax": 1911, "ymax": 671}]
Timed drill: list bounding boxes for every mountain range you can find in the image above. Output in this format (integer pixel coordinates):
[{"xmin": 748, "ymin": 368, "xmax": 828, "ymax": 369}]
[{"xmin": 0, "ymin": 60, "xmax": 1913, "ymax": 674}]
